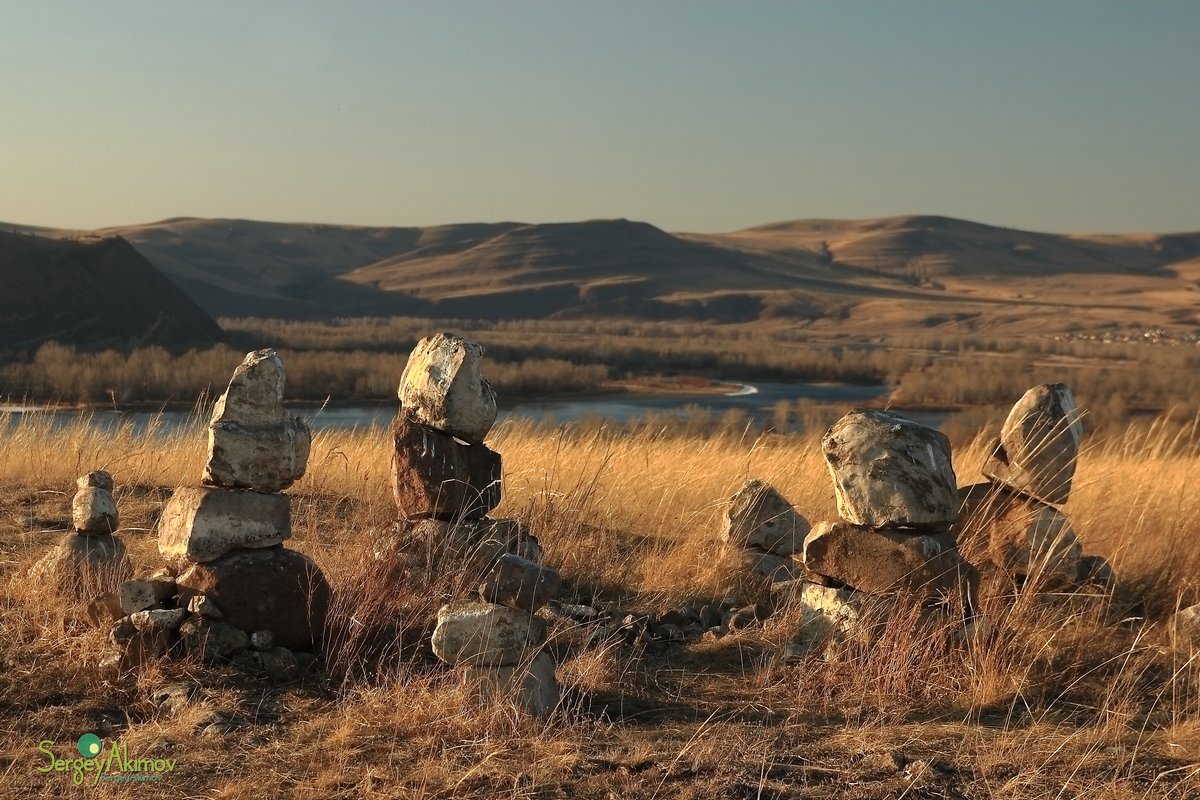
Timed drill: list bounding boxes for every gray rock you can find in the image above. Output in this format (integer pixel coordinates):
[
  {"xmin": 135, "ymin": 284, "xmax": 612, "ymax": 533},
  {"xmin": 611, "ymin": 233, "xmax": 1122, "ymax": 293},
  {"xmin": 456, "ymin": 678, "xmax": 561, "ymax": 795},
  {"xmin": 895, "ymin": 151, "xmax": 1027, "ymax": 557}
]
[
  {"xmin": 803, "ymin": 521, "xmax": 974, "ymax": 600},
  {"xmin": 1077, "ymin": 554, "xmax": 1115, "ymax": 588},
  {"xmin": 479, "ymin": 554, "xmax": 562, "ymax": 612},
  {"xmin": 150, "ymin": 681, "xmax": 196, "ymax": 716},
  {"xmin": 959, "ymin": 487, "xmax": 1081, "ymax": 585},
  {"xmin": 742, "ymin": 548, "xmax": 797, "ymax": 582},
  {"xmin": 398, "ymin": 332, "xmax": 498, "ymax": 442},
  {"xmin": 722, "ymin": 479, "xmax": 811, "ymax": 555},
  {"xmin": 431, "ymin": 602, "xmax": 547, "ymax": 666},
  {"xmin": 207, "ymin": 349, "xmax": 287, "ymax": 428},
  {"xmin": 119, "ymin": 577, "xmax": 177, "ymax": 615},
  {"xmin": 465, "ymin": 651, "xmax": 558, "ymax": 717},
  {"xmin": 186, "ymin": 594, "xmax": 224, "ymax": 619},
  {"xmin": 822, "ymin": 410, "xmax": 959, "ymax": 528},
  {"xmin": 72, "ymin": 486, "xmax": 119, "ymax": 534},
  {"xmin": 781, "ymin": 608, "xmax": 837, "ymax": 663},
  {"xmin": 203, "ymin": 417, "xmax": 311, "ymax": 493},
  {"xmin": 37, "ymin": 533, "xmax": 131, "ymax": 598},
  {"xmin": 118, "ymin": 629, "xmax": 170, "ymax": 670},
  {"xmin": 109, "ymin": 617, "xmax": 137, "ymax": 647},
  {"xmin": 86, "ymin": 592, "xmax": 125, "ymax": 627},
  {"xmin": 250, "ymin": 630, "xmax": 275, "ymax": 651},
  {"xmin": 178, "ymin": 618, "xmax": 250, "ymax": 661},
  {"xmin": 982, "ymin": 383, "xmax": 1082, "ymax": 506},
  {"xmin": 1174, "ymin": 604, "xmax": 1200, "ymax": 646},
  {"xmin": 77, "ymin": 470, "xmax": 114, "ymax": 491},
  {"xmin": 796, "ymin": 581, "xmax": 866, "ymax": 633},
  {"xmin": 158, "ymin": 487, "xmax": 291, "ymax": 563},
  {"xmin": 260, "ymin": 646, "xmax": 299, "ymax": 680},
  {"xmin": 130, "ymin": 607, "xmax": 188, "ymax": 633}
]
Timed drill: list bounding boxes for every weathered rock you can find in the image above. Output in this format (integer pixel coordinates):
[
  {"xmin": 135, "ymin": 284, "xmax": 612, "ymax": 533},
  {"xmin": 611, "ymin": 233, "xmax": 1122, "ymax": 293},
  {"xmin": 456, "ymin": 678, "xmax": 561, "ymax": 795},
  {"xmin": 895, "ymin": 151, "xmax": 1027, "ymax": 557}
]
[
  {"xmin": 178, "ymin": 618, "xmax": 250, "ymax": 661},
  {"xmin": 781, "ymin": 608, "xmax": 837, "ymax": 663},
  {"xmin": 259, "ymin": 646, "xmax": 299, "ymax": 680},
  {"xmin": 958, "ymin": 487, "xmax": 1080, "ymax": 584},
  {"xmin": 398, "ymin": 332, "xmax": 498, "ymax": 442},
  {"xmin": 1077, "ymin": 554, "xmax": 1115, "ymax": 588},
  {"xmin": 119, "ymin": 629, "xmax": 170, "ymax": 670},
  {"xmin": 742, "ymin": 548, "xmax": 798, "ymax": 582},
  {"xmin": 150, "ymin": 681, "xmax": 196, "ymax": 716},
  {"xmin": 186, "ymin": 594, "xmax": 224, "ymax": 619},
  {"xmin": 803, "ymin": 522, "xmax": 974, "ymax": 600},
  {"xmin": 119, "ymin": 577, "xmax": 177, "ymax": 614},
  {"xmin": 479, "ymin": 554, "xmax": 562, "ymax": 612},
  {"xmin": 77, "ymin": 470, "xmax": 114, "ymax": 491},
  {"xmin": 1173, "ymin": 604, "xmax": 1200, "ymax": 646},
  {"xmin": 109, "ymin": 617, "xmax": 137, "ymax": 648},
  {"xmin": 86, "ymin": 592, "xmax": 125, "ymax": 627},
  {"xmin": 722, "ymin": 479, "xmax": 810, "ymax": 555},
  {"xmin": 390, "ymin": 417, "xmax": 502, "ymax": 520},
  {"xmin": 431, "ymin": 602, "xmax": 547, "ymax": 666},
  {"xmin": 794, "ymin": 582, "xmax": 866, "ymax": 632},
  {"xmin": 250, "ymin": 630, "xmax": 275, "ymax": 651},
  {"xmin": 208, "ymin": 349, "xmax": 287, "ymax": 428},
  {"xmin": 203, "ymin": 417, "xmax": 311, "ymax": 493},
  {"xmin": 982, "ymin": 383, "xmax": 1082, "ymax": 506},
  {"xmin": 822, "ymin": 410, "xmax": 959, "ymax": 528},
  {"xmin": 158, "ymin": 487, "xmax": 291, "ymax": 563},
  {"xmin": 465, "ymin": 651, "xmax": 558, "ymax": 717},
  {"xmin": 176, "ymin": 548, "xmax": 330, "ymax": 650},
  {"xmin": 72, "ymin": 486, "xmax": 119, "ymax": 534},
  {"xmin": 130, "ymin": 607, "xmax": 188, "ymax": 633},
  {"xmin": 37, "ymin": 533, "xmax": 131, "ymax": 598},
  {"xmin": 380, "ymin": 517, "xmax": 525, "ymax": 583}
]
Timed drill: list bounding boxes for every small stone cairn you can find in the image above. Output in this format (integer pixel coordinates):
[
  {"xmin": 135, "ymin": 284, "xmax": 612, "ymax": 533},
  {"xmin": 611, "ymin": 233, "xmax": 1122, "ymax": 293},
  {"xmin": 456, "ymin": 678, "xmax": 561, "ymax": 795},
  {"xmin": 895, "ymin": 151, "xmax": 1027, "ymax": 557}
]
[
  {"xmin": 957, "ymin": 384, "xmax": 1110, "ymax": 589},
  {"xmin": 36, "ymin": 470, "xmax": 131, "ymax": 598},
  {"xmin": 784, "ymin": 410, "xmax": 976, "ymax": 659},
  {"xmin": 722, "ymin": 479, "xmax": 811, "ymax": 583},
  {"xmin": 95, "ymin": 349, "xmax": 330, "ymax": 677},
  {"xmin": 394, "ymin": 332, "xmax": 560, "ymax": 717}
]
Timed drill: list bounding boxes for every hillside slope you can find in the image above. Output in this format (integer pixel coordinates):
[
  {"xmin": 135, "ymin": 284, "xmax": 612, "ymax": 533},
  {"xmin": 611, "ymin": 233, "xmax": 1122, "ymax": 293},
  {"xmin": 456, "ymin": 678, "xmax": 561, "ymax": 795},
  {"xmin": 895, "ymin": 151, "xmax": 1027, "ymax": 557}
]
[{"xmin": 0, "ymin": 230, "xmax": 223, "ymax": 352}]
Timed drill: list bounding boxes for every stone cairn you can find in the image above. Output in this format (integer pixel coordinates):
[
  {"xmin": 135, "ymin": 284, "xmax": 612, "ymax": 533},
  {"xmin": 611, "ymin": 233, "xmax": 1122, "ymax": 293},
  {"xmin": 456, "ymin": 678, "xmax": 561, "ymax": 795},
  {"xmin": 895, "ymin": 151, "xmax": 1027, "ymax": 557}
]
[
  {"xmin": 94, "ymin": 349, "xmax": 331, "ymax": 677},
  {"xmin": 722, "ymin": 479, "xmax": 811, "ymax": 584},
  {"xmin": 957, "ymin": 383, "xmax": 1110, "ymax": 589},
  {"xmin": 393, "ymin": 332, "xmax": 560, "ymax": 717},
  {"xmin": 784, "ymin": 409, "xmax": 977, "ymax": 659},
  {"xmin": 36, "ymin": 470, "xmax": 131, "ymax": 599}
]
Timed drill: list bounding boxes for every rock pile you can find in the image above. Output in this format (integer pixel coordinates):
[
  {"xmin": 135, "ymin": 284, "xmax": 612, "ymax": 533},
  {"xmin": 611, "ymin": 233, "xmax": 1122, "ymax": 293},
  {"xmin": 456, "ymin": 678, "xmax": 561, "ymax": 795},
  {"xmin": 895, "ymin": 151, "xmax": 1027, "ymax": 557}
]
[
  {"xmin": 785, "ymin": 410, "xmax": 976, "ymax": 658},
  {"xmin": 36, "ymin": 470, "xmax": 131, "ymax": 598},
  {"xmin": 96, "ymin": 349, "xmax": 330, "ymax": 676},
  {"xmin": 394, "ymin": 333, "xmax": 560, "ymax": 716},
  {"xmin": 722, "ymin": 479, "xmax": 810, "ymax": 583},
  {"xmin": 957, "ymin": 384, "xmax": 1109, "ymax": 588}
]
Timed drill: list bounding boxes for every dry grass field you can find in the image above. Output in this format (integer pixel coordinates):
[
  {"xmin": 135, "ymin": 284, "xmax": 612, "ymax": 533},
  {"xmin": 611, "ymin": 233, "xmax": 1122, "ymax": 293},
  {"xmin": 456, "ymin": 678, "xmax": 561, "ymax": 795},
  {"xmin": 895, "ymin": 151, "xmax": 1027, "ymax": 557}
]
[{"xmin": 2, "ymin": 411, "xmax": 1200, "ymax": 798}]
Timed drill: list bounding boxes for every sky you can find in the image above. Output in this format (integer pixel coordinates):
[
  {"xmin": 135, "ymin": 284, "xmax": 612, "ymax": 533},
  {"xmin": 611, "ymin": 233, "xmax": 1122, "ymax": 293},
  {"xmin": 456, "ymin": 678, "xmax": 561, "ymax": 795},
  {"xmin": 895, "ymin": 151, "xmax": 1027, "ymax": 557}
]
[{"xmin": 2, "ymin": 1, "xmax": 1197, "ymax": 233}]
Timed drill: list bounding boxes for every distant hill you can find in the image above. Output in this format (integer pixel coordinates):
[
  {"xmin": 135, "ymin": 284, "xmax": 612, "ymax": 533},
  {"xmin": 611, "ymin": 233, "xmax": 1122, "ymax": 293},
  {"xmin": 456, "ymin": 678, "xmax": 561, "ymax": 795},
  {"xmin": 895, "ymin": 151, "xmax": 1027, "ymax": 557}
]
[
  {"xmin": 7, "ymin": 214, "xmax": 1200, "ymax": 334},
  {"xmin": 0, "ymin": 230, "xmax": 223, "ymax": 353}
]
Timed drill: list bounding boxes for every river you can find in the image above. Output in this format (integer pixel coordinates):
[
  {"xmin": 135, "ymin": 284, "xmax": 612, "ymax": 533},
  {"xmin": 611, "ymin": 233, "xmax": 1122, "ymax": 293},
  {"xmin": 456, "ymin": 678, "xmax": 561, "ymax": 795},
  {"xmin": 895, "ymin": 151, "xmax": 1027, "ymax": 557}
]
[{"xmin": 1, "ymin": 382, "xmax": 950, "ymax": 433}]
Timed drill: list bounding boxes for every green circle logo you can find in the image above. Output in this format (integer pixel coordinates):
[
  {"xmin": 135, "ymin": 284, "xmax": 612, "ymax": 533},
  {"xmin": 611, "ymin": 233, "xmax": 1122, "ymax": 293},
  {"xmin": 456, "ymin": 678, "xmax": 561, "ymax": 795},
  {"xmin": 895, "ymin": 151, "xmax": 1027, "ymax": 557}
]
[{"xmin": 77, "ymin": 733, "xmax": 102, "ymax": 758}]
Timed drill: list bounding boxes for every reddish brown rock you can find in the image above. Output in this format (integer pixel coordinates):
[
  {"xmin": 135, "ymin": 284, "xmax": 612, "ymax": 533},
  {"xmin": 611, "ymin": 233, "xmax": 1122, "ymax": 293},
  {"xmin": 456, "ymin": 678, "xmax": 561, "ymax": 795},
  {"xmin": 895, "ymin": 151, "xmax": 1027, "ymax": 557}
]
[
  {"xmin": 802, "ymin": 521, "xmax": 975, "ymax": 600},
  {"xmin": 479, "ymin": 554, "xmax": 561, "ymax": 612},
  {"xmin": 390, "ymin": 417, "xmax": 502, "ymax": 520},
  {"xmin": 956, "ymin": 483, "xmax": 1080, "ymax": 585},
  {"xmin": 176, "ymin": 548, "xmax": 330, "ymax": 650}
]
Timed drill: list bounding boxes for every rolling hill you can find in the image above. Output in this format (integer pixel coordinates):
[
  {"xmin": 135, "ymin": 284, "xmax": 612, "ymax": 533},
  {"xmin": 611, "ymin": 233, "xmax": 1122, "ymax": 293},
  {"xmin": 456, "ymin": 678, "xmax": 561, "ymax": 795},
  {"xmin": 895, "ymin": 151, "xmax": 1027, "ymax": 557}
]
[
  {"xmin": 6, "ymin": 215, "xmax": 1200, "ymax": 335},
  {"xmin": 0, "ymin": 230, "xmax": 224, "ymax": 352}
]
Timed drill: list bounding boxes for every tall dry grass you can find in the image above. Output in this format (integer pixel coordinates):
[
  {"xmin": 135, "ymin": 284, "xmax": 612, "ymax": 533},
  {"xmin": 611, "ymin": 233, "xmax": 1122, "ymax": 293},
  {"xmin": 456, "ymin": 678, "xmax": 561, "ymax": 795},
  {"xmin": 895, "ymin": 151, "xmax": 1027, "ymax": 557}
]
[{"xmin": 2, "ymin": 411, "xmax": 1200, "ymax": 797}]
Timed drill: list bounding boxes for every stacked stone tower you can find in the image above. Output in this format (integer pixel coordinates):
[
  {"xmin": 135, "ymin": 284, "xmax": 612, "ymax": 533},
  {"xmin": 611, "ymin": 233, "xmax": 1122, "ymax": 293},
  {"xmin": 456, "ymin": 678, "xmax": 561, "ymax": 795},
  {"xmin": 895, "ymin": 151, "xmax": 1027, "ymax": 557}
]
[
  {"xmin": 958, "ymin": 384, "xmax": 1105, "ymax": 588},
  {"xmin": 393, "ymin": 332, "xmax": 560, "ymax": 717},
  {"xmin": 99, "ymin": 349, "xmax": 332, "ymax": 675},
  {"xmin": 37, "ymin": 470, "xmax": 131, "ymax": 598}
]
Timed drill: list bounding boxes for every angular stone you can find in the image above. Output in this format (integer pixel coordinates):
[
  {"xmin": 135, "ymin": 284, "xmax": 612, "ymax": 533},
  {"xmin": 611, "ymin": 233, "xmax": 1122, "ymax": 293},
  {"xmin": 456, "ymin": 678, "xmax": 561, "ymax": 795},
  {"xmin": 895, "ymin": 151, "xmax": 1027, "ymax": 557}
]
[
  {"xmin": 431, "ymin": 602, "xmax": 547, "ymax": 666},
  {"xmin": 209, "ymin": 349, "xmax": 288, "ymax": 428},
  {"xmin": 119, "ymin": 577, "xmax": 177, "ymax": 615},
  {"xmin": 130, "ymin": 607, "xmax": 188, "ymax": 633},
  {"xmin": 722, "ymin": 479, "xmax": 810, "ymax": 555},
  {"xmin": 398, "ymin": 332, "xmax": 498, "ymax": 442},
  {"xmin": 37, "ymin": 533, "xmax": 131, "ymax": 598},
  {"xmin": 802, "ymin": 521, "xmax": 974, "ymax": 600},
  {"xmin": 158, "ymin": 487, "xmax": 291, "ymax": 563},
  {"xmin": 72, "ymin": 487, "xmax": 119, "ymax": 535},
  {"xmin": 380, "ymin": 517, "xmax": 523, "ymax": 583},
  {"xmin": 1174, "ymin": 604, "xmax": 1200, "ymax": 647},
  {"xmin": 465, "ymin": 651, "xmax": 559, "ymax": 717},
  {"xmin": 187, "ymin": 594, "xmax": 224, "ymax": 619},
  {"xmin": 742, "ymin": 548, "xmax": 798, "ymax": 582},
  {"xmin": 250, "ymin": 630, "xmax": 275, "ymax": 651},
  {"xmin": 259, "ymin": 646, "xmax": 299, "ymax": 680},
  {"xmin": 86, "ymin": 592, "xmax": 125, "ymax": 628},
  {"xmin": 203, "ymin": 417, "xmax": 311, "ymax": 493},
  {"xmin": 795, "ymin": 582, "xmax": 866, "ymax": 632},
  {"xmin": 178, "ymin": 617, "xmax": 250, "ymax": 661},
  {"xmin": 119, "ymin": 629, "xmax": 170, "ymax": 670},
  {"xmin": 971, "ymin": 495, "xmax": 1080, "ymax": 584},
  {"xmin": 176, "ymin": 548, "xmax": 331, "ymax": 650},
  {"xmin": 479, "ymin": 554, "xmax": 562, "ymax": 612},
  {"xmin": 390, "ymin": 417, "xmax": 502, "ymax": 520},
  {"xmin": 77, "ymin": 470, "xmax": 114, "ymax": 491},
  {"xmin": 781, "ymin": 607, "xmax": 837, "ymax": 663},
  {"xmin": 822, "ymin": 410, "xmax": 958, "ymax": 528},
  {"xmin": 982, "ymin": 383, "xmax": 1082, "ymax": 506},
  {"xmin": 1077, "ymin": 554, "xmax": 1115, "ymax": 588}
]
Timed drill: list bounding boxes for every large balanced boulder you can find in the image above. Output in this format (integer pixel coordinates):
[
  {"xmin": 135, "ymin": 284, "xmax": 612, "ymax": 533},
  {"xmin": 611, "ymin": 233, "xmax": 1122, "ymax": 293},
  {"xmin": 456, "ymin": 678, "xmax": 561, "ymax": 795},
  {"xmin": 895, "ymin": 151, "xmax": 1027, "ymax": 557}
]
[
  {"xmin": 802, "ymin": 522, "xmax": 974, "ymax": 600},
  {"xmin": 982, "ymin": 384, "xmax": 1081, "ymax": 506},
  {"xmin": 821, "ymin": 410, "xmax": 959, "ymax": 528},
  {"xmin": 431, "ymin": 602, "xmax": 547, "ymax": 666},
  {"xmin": 390, "ymin": 417, "xmax": 502, "ymax": 520},
  {"xmin": 35, "ymin": 533, "xmax": 131, "ymax": 597},
  {"xmin": 399, "ymin": 332, "xmax": 498, "ymax": 443},
  {"xmin": 176, "ymin": 548, "xmax": 330, "ymax": 649},
  {"xmin": 202, "ymin": 349, "xmax": 311, "ymax": 492},
  {"xmin": 158, "ymin": 487, "xmax": 291, "ymax": 563},
  {"xmin": 722, "ymin": 479, "xmax": 810, "ymax": 555},
  {"xmin": 957, "ymin": 483, "xmax": 1081, "ymax": 584}
]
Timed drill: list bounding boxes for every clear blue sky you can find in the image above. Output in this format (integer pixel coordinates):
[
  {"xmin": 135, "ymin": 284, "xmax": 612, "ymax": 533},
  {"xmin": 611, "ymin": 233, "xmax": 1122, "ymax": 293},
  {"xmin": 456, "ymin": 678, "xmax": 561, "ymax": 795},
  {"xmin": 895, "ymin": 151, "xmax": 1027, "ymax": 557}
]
[{"xmin": 2, "ymin": 1, "xmax": 1197, "ymax": 233}]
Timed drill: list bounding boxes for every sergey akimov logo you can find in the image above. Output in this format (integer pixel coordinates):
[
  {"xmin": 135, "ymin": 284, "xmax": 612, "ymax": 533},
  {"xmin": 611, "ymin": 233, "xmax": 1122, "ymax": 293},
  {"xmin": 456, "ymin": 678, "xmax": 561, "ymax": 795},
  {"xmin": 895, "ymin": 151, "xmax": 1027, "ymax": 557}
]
[{"xmin": 37, "ymin": 733, "xmax": 177, "ymax": 786}]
